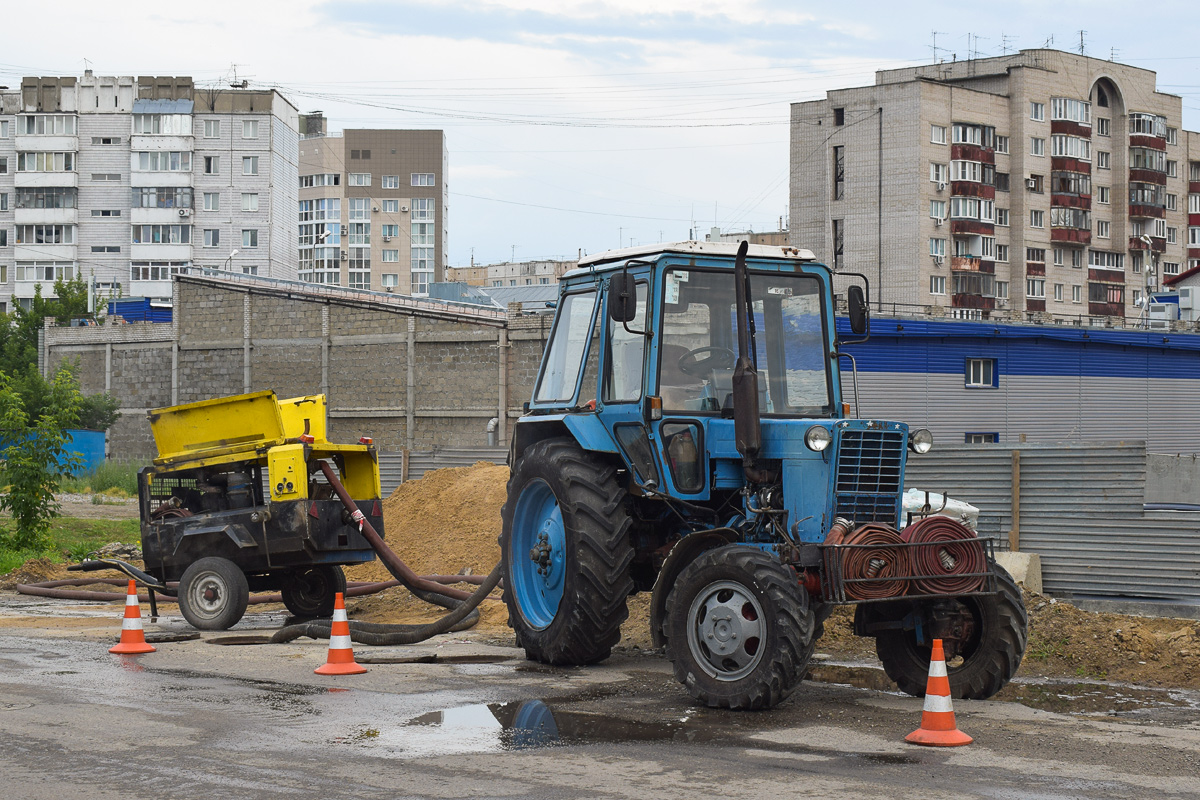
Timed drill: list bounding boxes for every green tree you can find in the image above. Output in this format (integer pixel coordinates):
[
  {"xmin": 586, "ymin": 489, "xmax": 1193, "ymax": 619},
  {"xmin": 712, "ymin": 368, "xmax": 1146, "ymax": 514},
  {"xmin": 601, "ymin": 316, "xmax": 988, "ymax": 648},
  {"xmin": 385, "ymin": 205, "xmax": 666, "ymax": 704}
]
[{"xmin": 0, "ymin": 366, "xmax": 83, "ymax": 550}]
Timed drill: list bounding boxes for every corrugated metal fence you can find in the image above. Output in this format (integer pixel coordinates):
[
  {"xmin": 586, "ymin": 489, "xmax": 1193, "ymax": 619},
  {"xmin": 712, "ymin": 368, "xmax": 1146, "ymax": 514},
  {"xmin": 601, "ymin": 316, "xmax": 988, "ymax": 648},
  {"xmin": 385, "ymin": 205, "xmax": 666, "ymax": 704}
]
[{"xmin": 382, "ymin": 440, "xmax": 1199, "ymax": 602}]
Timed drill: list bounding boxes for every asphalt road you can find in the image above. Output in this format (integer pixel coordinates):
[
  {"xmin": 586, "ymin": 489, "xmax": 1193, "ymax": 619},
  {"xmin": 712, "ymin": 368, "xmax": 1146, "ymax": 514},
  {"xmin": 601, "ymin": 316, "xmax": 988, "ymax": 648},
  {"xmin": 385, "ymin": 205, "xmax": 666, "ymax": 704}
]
[{"xmin": 2, "ymin": 605, "xmax": 1199, "ymax": 799}]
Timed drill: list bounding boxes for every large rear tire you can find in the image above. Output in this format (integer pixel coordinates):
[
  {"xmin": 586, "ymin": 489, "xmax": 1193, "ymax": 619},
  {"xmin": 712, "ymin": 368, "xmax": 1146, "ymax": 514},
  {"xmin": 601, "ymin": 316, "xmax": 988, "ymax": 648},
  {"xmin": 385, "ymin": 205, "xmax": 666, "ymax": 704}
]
[
  {"xmin": 500, "ymin": 437, "xmax": 634, "ymax": 665},
  {"xmin": 875, "ymin": 563, "xmax": 1028, "ymax": 699},
  {"xmin": 280, "ymin": 565, "xmax": 347, "ymax": 618},
  {"xmin": 665, "ymin": 545, "xmax": 815, "ymax": 710}
]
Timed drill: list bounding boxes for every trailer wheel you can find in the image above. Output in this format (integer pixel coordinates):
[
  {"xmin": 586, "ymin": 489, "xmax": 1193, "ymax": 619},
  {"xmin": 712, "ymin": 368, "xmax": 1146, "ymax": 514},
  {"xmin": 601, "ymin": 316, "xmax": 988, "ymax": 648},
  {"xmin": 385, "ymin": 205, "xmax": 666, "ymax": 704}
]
[
  {"xmin": 280, "ymin": 565, "xmax": 347, "ymax": 618},
  {"xmin": 178, "ymin": 557, "xmax": 250, "ymax": 631},
  {"xmin": 665, "ymin": 545, "xmax": 815, "ymax": 710},
  {"xmin": 500, "ymin": 437, "xmax": 634, "ymax": 666},
  {"xmin": 875, "ymin": 563, "xmax": 1028, "ymax": 699}
]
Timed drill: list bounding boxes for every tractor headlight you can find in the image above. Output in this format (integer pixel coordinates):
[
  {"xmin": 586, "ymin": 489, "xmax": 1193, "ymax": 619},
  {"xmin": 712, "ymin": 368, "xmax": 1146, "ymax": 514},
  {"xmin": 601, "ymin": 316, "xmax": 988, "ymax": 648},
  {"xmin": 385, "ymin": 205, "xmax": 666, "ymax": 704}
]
[
  {"xmin": 909, "ymin": 428, "xmax": 933, "ymax": 454},
  {"xmin": 804, "ymin": 425, "xmax": 832, "ymax": 452}
]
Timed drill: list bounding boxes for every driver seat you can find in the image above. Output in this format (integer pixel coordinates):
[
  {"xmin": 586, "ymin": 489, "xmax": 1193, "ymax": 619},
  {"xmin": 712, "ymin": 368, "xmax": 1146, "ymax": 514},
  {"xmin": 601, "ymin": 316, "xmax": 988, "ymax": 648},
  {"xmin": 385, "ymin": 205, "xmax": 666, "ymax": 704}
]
[{"xmin": 658, "ymin": 343, "xmax": 704, "ymax": 410}]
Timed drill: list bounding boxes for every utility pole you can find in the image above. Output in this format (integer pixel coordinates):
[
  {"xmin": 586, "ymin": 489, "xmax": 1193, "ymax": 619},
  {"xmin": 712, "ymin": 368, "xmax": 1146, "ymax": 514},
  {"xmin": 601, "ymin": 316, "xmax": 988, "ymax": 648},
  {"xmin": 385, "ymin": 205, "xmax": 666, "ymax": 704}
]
[{"xmin": 1077, "ymin": 30, "xmax": 1086, "ymax": 55}]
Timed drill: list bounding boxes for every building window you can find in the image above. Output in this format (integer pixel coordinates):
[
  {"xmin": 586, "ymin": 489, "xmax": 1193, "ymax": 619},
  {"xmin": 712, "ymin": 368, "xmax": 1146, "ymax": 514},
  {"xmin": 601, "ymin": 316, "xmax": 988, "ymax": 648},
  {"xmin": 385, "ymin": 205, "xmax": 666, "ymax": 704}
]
[
  {"xmin": 833, "ymin": 107, "xmax": 845, "ymax": 126},
  {"xmin": 381, "ymin": 224, "xmax": 399, "ymax": 238},
  {"xmin": 966, "ymin": 358, "xmax": 996, "ymax": 388},
  {"xmin": 381, "ymin": 175, "xmax": 400, "ymax": 189},
  {"xmin": 1050, "ymin": 97, "xmax": 1091, "ymax": 124},
  {"xmin": 1129, "ymin": 112, "xmax": 1167, "ymax": 137},
  {"xmin": 242, "ymin": 229, "xmax": 258, "ymax": 248},
  {"xmin": 1030, "ymin": 102, "xmax": 1045, "ymax": 121},
  {"xmin": 15, "ymin": 225, "xmax": 76, "ymax": 245},
  {"xmin": 1163, "ymin": 261, "xmax": 1181, "ymax": 276},
  {"xmin": 204, "ymin": 156, "xmax": 219, "ymax": 174},
  {"xmin": 1167, "ymin": 160, "xmax": 1178, "ymax": 178},
  {"xmin": 1089, "ymin": 250, "xmax": 1124, "ymax": 269},
  {"xmin": 1030, "ymin": 137, "xmax": 1045, "ymax": 157},
  {"xmin": 383, "ymin": 199, "xmax": 398, "ymax": 213},
  {"xmin": 1054, "ymin": 283, "xmax": 1064, "ymax": 301},
  {"xmin": 994, "ymin": 135, "xmax": 1009, "ymax": 154},
  {"xmin": 20, "ymin": 115, "xmax": 77, "ymax": 135},
  {"xmin": 1190, "ymin": 227, "xmax": 1200, "ymax": 246},
  {"xmin": 91, "ymin": 246, "xmax": 120, "ymax": 253},
  {"xmin": 15, "ymin": 261, "xmax": 75, "ymax": 283},
  {"xmin": 17, "ymin": 152, "xmax": 76, "ymax": 172},
  {"xmin": 964, "ymin": 433, "xmax": 998, "ymax": 444},
  {"xmin": 92, "ymin": 173, "xmax": 121, "ymax": 182},
  {"xmin": 951, "ymin": 160, "xmax": 982, "ymax": 182},
  {"xmin": 832, "ymin": 146, "xmax": 845, "ymax": 200},
  {"xmin": 128, "ymin": 187, "xmax": 195, "ymax": 209},
  {"xmin": 241, "ymin": 193, "xmax": 258, "ymax": 212},
  {"xmin": 91, "ymin": 136, "xmax": 120, "ymax": 145},
  {"xmin": 242, "ymin": 156, "xmax": 258, "ymax": 175},
  {"xmin": 381, "ymin": 273, "xmax": 399, "ymax": 289},
  {"xmin": 1026, "ymin": 248, "xmax": 1045, "ymax": 264},
  {"xmin": 831, "ymin": 219, "xmax": 844, "ymax": 268},
  {"xmin": 1030, "ymin": 210, "xmax": 1044, "ymax": 228},
  {"xmin": 996, "ymin": 280, "xmax": 1009, "ymax": 299},
  {"xmin": 349, "ymin": 173, "xmax": 371, "ymax": 186},
  {"xmin": 995, "ymin": 208, "xmax": 1009, "ymax": 227},
  {"xmin": 930, "ymin": 238, "xmax": 946, "ymax": 258},
  {"xmin": 1166, "ymin": 193, "xmax": 1178, "ymax": 212},
  {"xmin": 1168, "ymin": 227, "xmax": 1178, "ymax": 245},
  {"xmin": 381, "ymin": 249, "xmax": 399, "ymax": 262},
  {"xmin": 1072, "ymin": 285, "xmax": 1081, "ymax": 303},
  {"xmin": 1097, "ymin": 151, "xmax": 1110, "ymax": 170},
  {"xmin": 131, "ymin": 224, "xmax": 191, "ymax": 244},
  {"xmin": 0, "ymin": 121, "xmax": 7, "ymax": 138},
  {"xmin": 1098, "ymin": 186, "xmax": 1110, "ymax": 205},
  {"xmin": 412, "ymin": 198, "xmax": 434, "ymax": 220},
  {"xmin": 129, "ymin": 260, "xmax": 190, "ymax": 282},
  {"xmin": 1096, "ymin": 118, "xmax": 1110, "ymax": 137},
  {"xmin": 1166, "ymin": 126, "xmax": 1178, "ymax": 145},
  {"xmin": 996, "ymin": 244, "xmax": 1009, "ymax": 262},
  {"xmin": 348, "ymin": 197, "xmax": 370, "ymax": 220},
  {"xmin": 929, "ymin": 275, "xmax": 946, "ymax": 295},
  {"xmin": 1096, "ymin": 220, "xmax": 1110, "ymax": 239},
  {"xmin": 203, "ymin": 192, "xmax": 219, "ymax": 211},
  {"xmin": 930, "ymin": 200, "xmax": 946, "ymax": 220},
  {"xmin": 203, "ymin": 120, "xmax": 219, "ymax": 138},
  {"xmin": 203, "ymin": 229, "xmax": 220, "ymax": 248},
  {"xmin": 349, "ymin": 222, "xmax": 370, "ymax": 246},
  {"xmin": 0, "ymin": 193, "xmax": 6, "ymax": 211},
  {"xmin": 300, "ymin": 173, "xmax": 340, "ymax": 188},
  {"xmin": 1026, "ymin": 278, "xmax": 1045, "ymax": 299},
  {"xmin": 1089, "ymin": 283, "xmax": 1125, "ymax": 305},
  {"xmin": 411, "ymin": 173, "xmax": 435, "ymax": 186},
  {"xmin": 1071, "ymin": 249, "xmax": 1083, "ymax": 268},
  {"xmin": 1052, "ymin": 248, "xmax": 1064, "ymax": 266},
  {"xmin": 132, "ymin": 114, "xmax": 190, "ymax": 135},
  {"xmin": 91, "ymin": 209, "xmax": 121, "ymax": 217},
  {"xmin": 1051, "ymin": 135, "xmax": 1090, "ymax": 160},
  {"xmin": 994, "ymin": 172, "xmax": 1010, "ymax": 192},
  {"xmin": 1130, "ymin": 148, "xmax": 1166, "ymax": 172},
  {"xmin": 931, "ymin": 124, "xmax": 946, "ymax": 144},
  {"xmin": 131, "ymin": 152, "xmax": 190, "ymax": 172},
  {"xmin": 242, "ymin": 120, "xmax": 259, "ymax": 139},
  {"xmin": 17, "ymin": 187, "xmax": 77, "ymax": 209}
]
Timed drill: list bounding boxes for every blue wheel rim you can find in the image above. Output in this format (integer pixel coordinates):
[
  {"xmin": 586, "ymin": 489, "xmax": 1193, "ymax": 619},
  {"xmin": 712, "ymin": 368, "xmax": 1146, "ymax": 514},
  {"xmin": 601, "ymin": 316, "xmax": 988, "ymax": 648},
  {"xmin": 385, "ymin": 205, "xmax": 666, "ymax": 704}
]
[{"xmin": 510, "ymin": 479, "xmax": 567, "ymax": 629}]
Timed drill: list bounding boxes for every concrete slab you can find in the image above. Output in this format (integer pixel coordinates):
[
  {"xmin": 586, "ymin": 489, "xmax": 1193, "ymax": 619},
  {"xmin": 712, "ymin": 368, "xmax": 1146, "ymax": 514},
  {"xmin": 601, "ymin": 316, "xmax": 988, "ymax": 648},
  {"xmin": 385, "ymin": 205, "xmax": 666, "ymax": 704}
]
[{"xmin": 995, "ymin": 551, "xmax": 1042, "ymax": 594}]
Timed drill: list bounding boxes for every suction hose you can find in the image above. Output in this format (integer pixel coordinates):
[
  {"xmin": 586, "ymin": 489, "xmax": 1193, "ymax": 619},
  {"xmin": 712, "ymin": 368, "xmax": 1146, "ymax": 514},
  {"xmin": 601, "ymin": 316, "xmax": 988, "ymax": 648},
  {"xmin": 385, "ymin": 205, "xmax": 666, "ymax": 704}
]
[{"xmin": 266, "ymin": 461, "xmax": 502, "ymax": 645}]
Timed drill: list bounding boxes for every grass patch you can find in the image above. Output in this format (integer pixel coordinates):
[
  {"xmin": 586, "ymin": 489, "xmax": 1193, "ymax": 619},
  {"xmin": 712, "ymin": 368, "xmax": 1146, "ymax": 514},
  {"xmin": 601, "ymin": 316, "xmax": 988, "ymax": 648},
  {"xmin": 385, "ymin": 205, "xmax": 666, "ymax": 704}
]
[
  {"xmin": 0, "ymin": 516, "xmax": 141, "ymax": 574},
  {"xmin": 61, "ymin": 461, "xmax": 142, "ymax": 496}
]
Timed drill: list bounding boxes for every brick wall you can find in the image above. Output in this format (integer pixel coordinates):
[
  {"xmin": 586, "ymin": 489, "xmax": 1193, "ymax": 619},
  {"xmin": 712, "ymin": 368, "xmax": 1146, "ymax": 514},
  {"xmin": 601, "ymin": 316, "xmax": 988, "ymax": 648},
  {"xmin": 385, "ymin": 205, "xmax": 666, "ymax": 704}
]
[{"xmin": 44, "ymin": 275, "xmax": 549, "ymax": 460}]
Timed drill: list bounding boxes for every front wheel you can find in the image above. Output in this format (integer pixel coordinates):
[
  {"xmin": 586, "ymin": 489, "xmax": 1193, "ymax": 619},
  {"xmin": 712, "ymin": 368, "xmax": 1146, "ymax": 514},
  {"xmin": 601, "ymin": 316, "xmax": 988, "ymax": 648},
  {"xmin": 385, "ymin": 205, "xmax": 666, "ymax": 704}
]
[
  {"xmin": 875, "ymin": 563, "xmax": 1028, "ymax": 699},
  {"xmin": 178, "ymin": 557, "xmax": 250, "ymax": 631},
  {"xmin": 665, "ymin": 545, "xmax": 815, "ymax": 710},
  {"xmin": 280, "ymin": 565, "xmax": 347, "ymax": 618},
  {"xmin": 500, "ymin": 437, "xmax": 635, "ymax": 665}
]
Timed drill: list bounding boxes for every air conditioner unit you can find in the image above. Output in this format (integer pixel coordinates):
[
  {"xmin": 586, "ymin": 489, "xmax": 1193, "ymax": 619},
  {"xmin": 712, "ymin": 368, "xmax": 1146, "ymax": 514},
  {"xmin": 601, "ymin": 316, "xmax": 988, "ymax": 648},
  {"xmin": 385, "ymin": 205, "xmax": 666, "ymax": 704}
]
[
  {"xmin": 1179, "ymin": 287, "xmax": 1194, "ymax": 309},
  {"xmin": 400, "ymin": 205, "xmax": 409, "ymax": 212},
  {"xmin": 933, "ymin": 254, "xmax": 945, "ymax": 265},
  {"xmin": 372, "ymin": 206, "xmax": 380, "ymax": 212},
  {"xmin": 1025, "ymin": 178, "xmax": 1038, "ymax": 190},
  {"xmin": 383, "ymin": 236, "xmax": 391, "ymax": 242},
  {"xmin": 178, "ymin": 208, "xmax": 190, "ymax": 217},
  {"xmin": 340, "ymin": 250, "xmax": 348, "ymax": 261},
  {"xmin": 341, "ymin": 225, "xmax": 348, "ymax": 236},
  {"xmin": 933, "ymin": 217, "xmax": 944, "ymax": 227},
  {"xmin": 936, "ymin": 181, "xmax": 946, "ymax": 192}
]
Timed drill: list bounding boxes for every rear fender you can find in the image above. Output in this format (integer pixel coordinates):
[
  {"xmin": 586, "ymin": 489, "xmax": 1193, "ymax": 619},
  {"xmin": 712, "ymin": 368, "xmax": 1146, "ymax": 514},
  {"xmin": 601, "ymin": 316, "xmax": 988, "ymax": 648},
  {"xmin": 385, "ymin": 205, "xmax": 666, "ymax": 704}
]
[
  {"xmin": 649, "ymin": 528, "xmax": 739, "ymax": 648},
  {"xmin": 511, "ymin": 414, "xmax": 619, "ymax": 464}
]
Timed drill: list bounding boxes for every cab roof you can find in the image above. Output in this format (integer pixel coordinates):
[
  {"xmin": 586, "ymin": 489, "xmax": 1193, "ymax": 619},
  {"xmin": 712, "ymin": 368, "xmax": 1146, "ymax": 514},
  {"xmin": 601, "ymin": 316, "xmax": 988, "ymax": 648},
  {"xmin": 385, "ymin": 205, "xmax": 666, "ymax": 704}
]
[{"xmin": 572, "ymin": 240, "xmax": 818, "ymax": 274}]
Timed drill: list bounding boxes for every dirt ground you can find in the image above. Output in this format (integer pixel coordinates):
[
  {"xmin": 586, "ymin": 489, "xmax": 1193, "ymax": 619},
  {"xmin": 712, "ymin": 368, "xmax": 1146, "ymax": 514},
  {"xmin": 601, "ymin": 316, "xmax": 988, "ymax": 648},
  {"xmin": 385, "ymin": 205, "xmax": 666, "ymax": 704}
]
[{"xmin": 5, "ymin": 463, "xmax": 1199, "ymax": 690}]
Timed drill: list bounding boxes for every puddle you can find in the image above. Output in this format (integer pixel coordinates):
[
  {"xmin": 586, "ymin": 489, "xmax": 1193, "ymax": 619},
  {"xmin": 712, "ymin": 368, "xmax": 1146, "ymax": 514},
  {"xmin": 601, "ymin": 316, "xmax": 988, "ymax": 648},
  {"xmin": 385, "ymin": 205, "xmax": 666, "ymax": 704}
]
[
  {"xmin": 808, "ymin": 664, "xmax": 896, "ymax": 692},
  {"xmin": 207, "ymin": 635, "xmax": 274, "ymax": 646},
  {"xmin": 365, "ymin": 700, "xmax": 722, "ymax": 757},
  {"xmin": 996, "ymin": 680, "xmax": 1197, "ymax": 715},
  {"xmin": 357, "ymin": 654, "xmax": 511, "ymax": 665}
]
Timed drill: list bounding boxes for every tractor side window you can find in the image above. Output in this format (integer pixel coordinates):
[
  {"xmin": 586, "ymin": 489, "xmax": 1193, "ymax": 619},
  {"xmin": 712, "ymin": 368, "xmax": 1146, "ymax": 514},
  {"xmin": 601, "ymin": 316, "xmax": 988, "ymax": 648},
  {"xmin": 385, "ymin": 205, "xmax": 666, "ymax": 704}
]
[
  {"xmin": 535, "ymin": 290, "xmax": 598, "ymax": 404},
  {"xmin": 603, "ymin": 281, "xmax": 648, "ymax": 403},
  {"xmin": 780, "ymin": 291, "xmax": 829, "ymax": 410},
  {"xmin": 578, "ymin": 299, "xmax": 602, "ymax": 407}
]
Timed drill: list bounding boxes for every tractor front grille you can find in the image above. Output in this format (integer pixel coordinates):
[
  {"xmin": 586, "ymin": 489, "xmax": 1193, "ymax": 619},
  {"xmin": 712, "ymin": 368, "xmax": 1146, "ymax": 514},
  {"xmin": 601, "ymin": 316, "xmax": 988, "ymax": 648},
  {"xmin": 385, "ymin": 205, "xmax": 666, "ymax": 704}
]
[{"xmin": 834, "ymin": 429, "xmax": 905, "ymax": 525}]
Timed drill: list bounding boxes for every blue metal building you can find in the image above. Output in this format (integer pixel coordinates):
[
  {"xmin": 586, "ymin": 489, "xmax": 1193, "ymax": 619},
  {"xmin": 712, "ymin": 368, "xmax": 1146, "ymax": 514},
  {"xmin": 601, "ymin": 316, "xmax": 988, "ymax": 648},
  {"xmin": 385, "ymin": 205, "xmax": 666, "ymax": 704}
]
[{"xmin": 840, "ymin": 317, "xmax": 1200, "ymax": 453}]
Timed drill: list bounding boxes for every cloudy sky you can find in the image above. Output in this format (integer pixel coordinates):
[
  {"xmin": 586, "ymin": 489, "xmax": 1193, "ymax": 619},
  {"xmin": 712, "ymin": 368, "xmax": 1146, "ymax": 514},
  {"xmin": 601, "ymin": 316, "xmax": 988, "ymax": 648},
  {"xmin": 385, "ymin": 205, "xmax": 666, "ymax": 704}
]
[{"xmin": 3, "ymin": 1, "xmax": 1198, "ymax": 266}]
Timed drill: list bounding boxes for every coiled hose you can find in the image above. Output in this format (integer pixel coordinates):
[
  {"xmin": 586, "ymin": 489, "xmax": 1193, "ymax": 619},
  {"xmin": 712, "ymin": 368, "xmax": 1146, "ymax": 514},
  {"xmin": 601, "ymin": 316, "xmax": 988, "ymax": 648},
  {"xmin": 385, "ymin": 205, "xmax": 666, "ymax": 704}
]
[
  {"xmin": 901, "ymin": 516, "xmax": 986, "ymax": 595},
  {"xmin": 827, "ymin": 522, "xmax": 909, "ymax": 601},
  {"xmin": 267, "ymin": 461, "xmax": 501, "ymax": 645}
]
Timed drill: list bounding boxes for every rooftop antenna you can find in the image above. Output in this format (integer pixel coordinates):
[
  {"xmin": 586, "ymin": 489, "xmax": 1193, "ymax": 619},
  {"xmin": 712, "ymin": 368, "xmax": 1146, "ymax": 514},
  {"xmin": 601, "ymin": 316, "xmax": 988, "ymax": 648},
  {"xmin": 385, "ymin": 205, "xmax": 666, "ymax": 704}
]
[
  {"xmin": 1042, "ymin": 35, "xmax": 1054, "ymax": 49},
  {"xmin": 930, "ymin": 30, "xmax": 947, "ymax": 63},
  {"xmin": 228, "ymin": 64, "xmax": 249, "ymax": 90},
  {"xmin": 1110, "ymin": 47, "xmax": 1120, "ymax": 62},
  {"xmin": 1000, "ymin": 34, "xmax": 1014, "ymax": 55},
  {"xmin": 82, "ymin": 57, "xmax": 92, "ymax": 73},
  {"xmin": 1077, "ymin": 30, "xmax": 1087, "ymax": 55}
]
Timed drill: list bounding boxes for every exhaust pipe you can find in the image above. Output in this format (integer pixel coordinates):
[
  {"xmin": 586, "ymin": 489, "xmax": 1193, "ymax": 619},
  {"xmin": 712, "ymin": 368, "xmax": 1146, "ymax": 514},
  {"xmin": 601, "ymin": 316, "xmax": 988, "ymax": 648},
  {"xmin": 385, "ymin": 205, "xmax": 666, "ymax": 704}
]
[{"xmin": 731, "ymin": 240, "xmax": 770, "ymax": 484}]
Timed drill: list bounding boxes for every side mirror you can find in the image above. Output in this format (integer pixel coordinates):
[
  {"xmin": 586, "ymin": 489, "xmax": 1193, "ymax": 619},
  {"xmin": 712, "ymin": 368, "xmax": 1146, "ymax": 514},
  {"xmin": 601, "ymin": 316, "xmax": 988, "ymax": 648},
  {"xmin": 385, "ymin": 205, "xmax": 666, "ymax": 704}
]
[
  {"xmin": 847, "ymin": 285, "xmax": 869, "ymax": 335},
  {"xmin": 608, "ymin": 272, "xmax": 637, "ymax": 323}
]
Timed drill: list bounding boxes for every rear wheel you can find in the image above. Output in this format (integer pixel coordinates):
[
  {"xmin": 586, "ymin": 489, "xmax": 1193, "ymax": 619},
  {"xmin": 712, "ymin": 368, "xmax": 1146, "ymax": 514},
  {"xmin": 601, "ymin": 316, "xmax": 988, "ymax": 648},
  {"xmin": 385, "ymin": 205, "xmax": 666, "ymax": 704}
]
[
  {"xmin": 665, "ymin": 545, "xmax": 815, "ymax": 710},
  {"xmin": 875, "ymin": 563, "xmax": 1028, "ymax": 699},
  {"xmin": 280, "ymin": 565, "xmax": 347, "ymax": 618},
  {"xmin": 178, "ymin": 557, "xmax": 249, "ymax": 631},
  {"xmin": 500, "ymin": 437, "xmax": 634, "ymax": 665}
]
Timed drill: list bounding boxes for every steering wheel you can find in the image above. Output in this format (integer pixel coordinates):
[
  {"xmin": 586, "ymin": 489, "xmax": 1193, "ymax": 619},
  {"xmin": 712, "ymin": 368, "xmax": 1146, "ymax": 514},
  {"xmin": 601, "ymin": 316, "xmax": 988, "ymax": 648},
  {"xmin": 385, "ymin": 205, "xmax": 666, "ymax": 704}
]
[{"xmin": 677, "ymin": 346, "xmax": 736, "ymax": 376}]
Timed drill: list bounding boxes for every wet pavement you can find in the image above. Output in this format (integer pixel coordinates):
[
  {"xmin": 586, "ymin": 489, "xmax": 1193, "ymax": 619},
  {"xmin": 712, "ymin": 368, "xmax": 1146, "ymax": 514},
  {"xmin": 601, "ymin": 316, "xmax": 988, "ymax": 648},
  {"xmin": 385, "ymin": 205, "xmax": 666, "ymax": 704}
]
[{"xmin": 2, "ymin": 599, "xmax": 1200, "ymax": 798}]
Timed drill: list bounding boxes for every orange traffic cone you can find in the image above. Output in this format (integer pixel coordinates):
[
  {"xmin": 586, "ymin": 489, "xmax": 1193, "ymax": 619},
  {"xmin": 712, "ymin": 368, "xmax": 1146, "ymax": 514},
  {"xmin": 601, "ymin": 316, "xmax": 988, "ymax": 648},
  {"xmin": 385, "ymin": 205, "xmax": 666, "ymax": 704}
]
[
  {"xmin": 905, "ymin": 638, "xmax": 972, "ymax": 747},
  {"xmin": 314, "ymin": 592, "xmax": 366, "ymax": 675},
  {"xmin": 109, "ymin": 580, "xmax": 156, "ymax": 655}
]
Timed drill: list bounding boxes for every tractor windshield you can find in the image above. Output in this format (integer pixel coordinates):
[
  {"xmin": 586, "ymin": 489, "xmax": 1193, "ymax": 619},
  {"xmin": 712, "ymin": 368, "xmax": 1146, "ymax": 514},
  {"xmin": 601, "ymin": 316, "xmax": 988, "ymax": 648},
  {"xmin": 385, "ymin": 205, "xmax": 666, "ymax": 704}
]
[{"xmin": 658, "ymin": 268, "xmax": 832, "ymax": 416}]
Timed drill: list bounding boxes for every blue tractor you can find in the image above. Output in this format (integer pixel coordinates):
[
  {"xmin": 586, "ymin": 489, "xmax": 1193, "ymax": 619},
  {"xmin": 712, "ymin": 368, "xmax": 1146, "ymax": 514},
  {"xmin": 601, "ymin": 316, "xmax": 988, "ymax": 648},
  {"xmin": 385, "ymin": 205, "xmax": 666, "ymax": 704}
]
[{"xmin": 501, "ymin": 241, "xmax": 1027, "ymax": 709}]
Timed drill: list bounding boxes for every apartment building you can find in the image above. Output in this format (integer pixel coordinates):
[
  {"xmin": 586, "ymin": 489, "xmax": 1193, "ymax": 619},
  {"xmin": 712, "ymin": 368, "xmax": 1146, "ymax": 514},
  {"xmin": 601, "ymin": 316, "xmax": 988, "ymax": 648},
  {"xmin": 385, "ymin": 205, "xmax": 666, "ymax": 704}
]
[
  {"xmin": 297, "ymin": 122, "xmax": 447, "ymax": 295},
  {"xmin": 0, "ymin": 73, "xmax": 299, "ymax": 309},
  {"xmin": 790, "ymin": 49, "xmax": 1200, "ymax": 322}
]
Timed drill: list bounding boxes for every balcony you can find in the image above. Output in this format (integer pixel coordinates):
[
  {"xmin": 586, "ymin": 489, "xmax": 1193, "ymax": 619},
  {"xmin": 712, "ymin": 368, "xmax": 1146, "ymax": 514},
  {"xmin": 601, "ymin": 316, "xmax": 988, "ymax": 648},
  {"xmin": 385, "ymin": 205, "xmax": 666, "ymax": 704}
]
[
  {"xmin": 1089, "ymin": 301, "xmax": 1125, "ymax": 317},
  {"xmin": 1051, "ymin": 228, "xmax": 1091, "ymax": 245},
  {"xmin": 1128, "ymin": 204, "xmax": 1165, "ymax": 219},
  {"xmin": 951, "ymin": 294, "xmax": 996, "ymax": 310},
  {"xmin": 1129, "ymin": 236, "xmax": 1166, "ymax": 253},
  {"xmin": 950, "ymin": 256, "xmax": 981, "ymax": 271},
  {"xmin": 14, "ymin": 172, "xmax": 77, "ymax": 189},
  {"xmin": 949, "ymin": 219, "xmax": 994, "ymax": 236}
]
